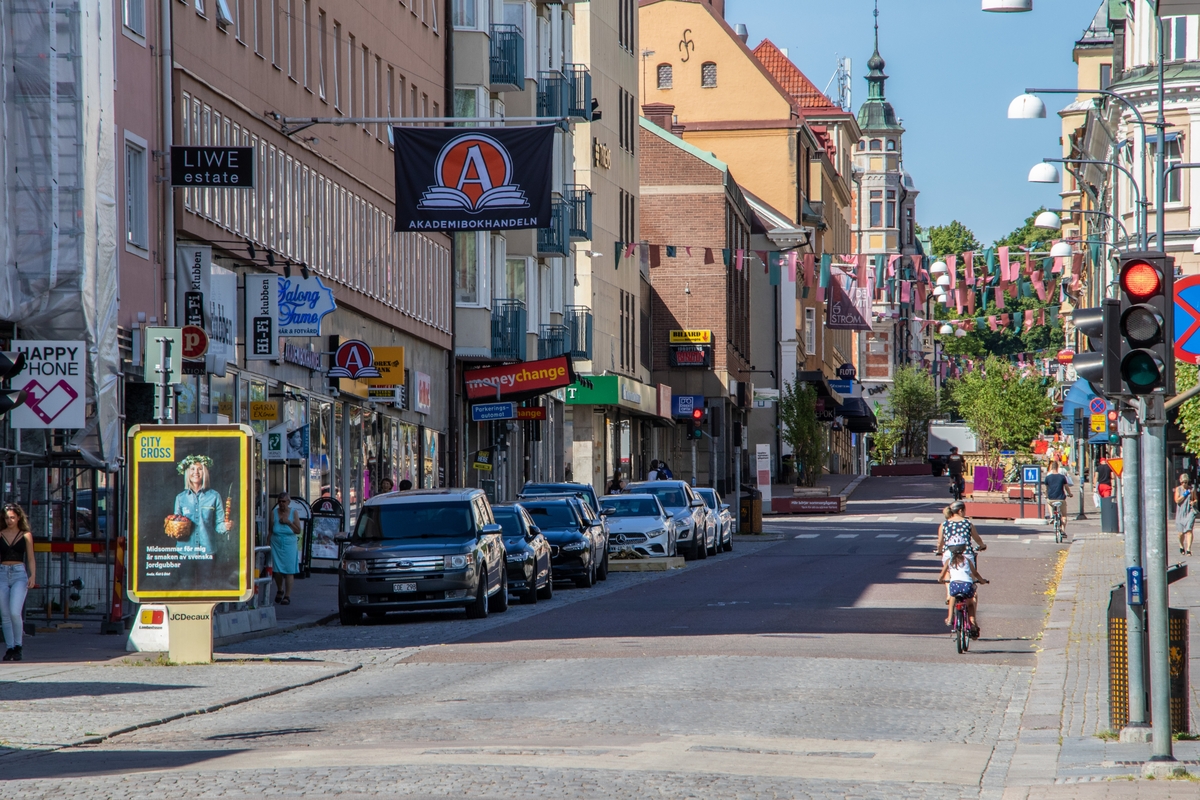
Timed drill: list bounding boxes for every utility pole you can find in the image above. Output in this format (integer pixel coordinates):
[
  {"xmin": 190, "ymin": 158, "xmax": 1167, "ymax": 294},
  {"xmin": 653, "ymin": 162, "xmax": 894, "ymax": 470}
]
[{"xmin": 1119, "ymin": 410, "xmax": 1149, "ymax": 740}]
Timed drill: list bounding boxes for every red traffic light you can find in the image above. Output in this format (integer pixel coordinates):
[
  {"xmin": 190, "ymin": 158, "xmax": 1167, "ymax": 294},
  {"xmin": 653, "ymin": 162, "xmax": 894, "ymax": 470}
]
[
  {"xmin": 1121, "ymin": 261, "xmax": 1162, "ymax": 300},
  {"xmin": 692, "ymin": 407, "xmax": 703, "ymax": 420},
  {"xmin": 1107, "ymin": 410, "xmax": 1118, "ymax": 423}
]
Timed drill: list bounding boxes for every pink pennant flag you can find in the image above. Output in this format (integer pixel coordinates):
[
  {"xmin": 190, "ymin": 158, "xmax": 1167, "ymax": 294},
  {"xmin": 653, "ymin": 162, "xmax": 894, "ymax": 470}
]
[
  {"xmin": 1051, "ymin": 256, "xmax": 1063, "ymax": 274},
  {"xmin": 816, "ymin": 287, "xmax": 825, "ymax": 302},
  {"xmin": 917, "ymin": 283, "xmax": 927, "ymax": 306},
  {"xmin": 963, "ymin": 251, "xmax": 974, "ymax": 287},
  {"xmin": 623, "ymin": 242, "xmax": 637, "ymax": 259},
  {"xmin": 803, "ymin": 253, "xmax": 814, "ymax": 286},
  {"xmin": 966, "ymin": 288, "xmax": 975, "ymax": 314},
  {"xmin": 911, "ymin": 254, "xmax": 923, "ymax": 278},
  {"xmin": 955, "ymin": 286, "xmax": 965, "ymax": 314},
  {"xmin": 998, "ymin": 246, "xmax": 1010, "ymax": 281},
  {"xmin": 856, "ymin": 254, "xmax": 868, "ymax": 287},
  {"xmin": 887, "ymin": 254, "xmax": 900, "ymax": 277},
  {"xmin": 1025, "ymin": 309, "xmax": 1035, "ymax": 329},
  {"xmin": 735, "ymin": 248, "xmax": 745, "ymax": 271},
  {"xmin": 1039, "ymin": 309, "xmax": 1046, "ymax": 326},
  {"xmin": 787, "ymin": 251, "xmax": 798, "ymax": 282},
  {"xmin": 1023, "ymin": 251, "xmax": 1032, "ymax": 278},
  {"xmin": 994, "ymin": 286, "xmax": 1006, "ymax": 310},
  {"xmin": 947, "ymin": 255, "xmax": 957, "ymax": 290},
  {"xmin": 1001, "ymin": 313, "xmax": 1011, "ymax": 326},
  {"xmin": 900, "ymin": 281, "xmax": 911, "ymax": 303},
  {"xmin": 988, "ymin": 315, "xmax": 998, "ymax": 332},
  {"xmin": 685, "ymin": 246, "xmax": 692, "ymax": 257},
  {"xmin": 755, "ymin": 250, "xmax": 769, "ymax": 272},
  {"xmin": 1032, "ymin": 271, "xmax": 1047, "ymax": 302}
]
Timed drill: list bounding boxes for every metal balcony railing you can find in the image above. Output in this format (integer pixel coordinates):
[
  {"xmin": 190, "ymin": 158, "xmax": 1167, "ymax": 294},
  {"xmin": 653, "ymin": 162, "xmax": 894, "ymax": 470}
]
[
  {"xmin": 565, "ymin": 184, "xmax": 592, "ymax": 241},
  {"xmin": 537, "ymin": 71, "xmax": 569, "ymax": 119},
  {"xmin": 537, "ymin": 196, "xmax": 569, "ymax": 257},
  {"xmin": 490, "ymin": 299, "xmax": 527, "ymax": 362},
  {"xmin": 537, "ymin": 324, "xmax": 571, "ymax": 360},
  {"xmin": 564, "ymin": 64, "xmax": 592, "ymax": 121},
  {"xmin": 489, "ymin": 25, "xmax": 525, "ymax": 90},
  {"xmin": 564, "ymin": 305, "xmax": 593, "ymax": 360}
]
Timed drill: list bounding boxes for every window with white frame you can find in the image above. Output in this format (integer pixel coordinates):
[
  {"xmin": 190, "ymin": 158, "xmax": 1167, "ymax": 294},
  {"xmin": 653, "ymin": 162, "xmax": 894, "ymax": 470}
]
[
  {"xmin": 804, "ymin": 308, "xmax": 816, "ymax": 356},
  {"xmin": 451, "ymin": 0, "xmax": 482, "ymax": 29},
  {"xmin": 1151, "ymin": 135, "xmax": 1184, "ymax": 204},
  {"xmin": 1163, "ymin": 16, "xmax": 1188, "ymax": 62},
  {"xmin": 455, "ymin": 231, "xmax": 489, "ymax": 305},
  {"xmin": 123, "ymin": 0, "xmax": 145, "ymax": 37},
  {"xmin": 124, "ymin": 135, "xmax": 149, "ymax": 251}
]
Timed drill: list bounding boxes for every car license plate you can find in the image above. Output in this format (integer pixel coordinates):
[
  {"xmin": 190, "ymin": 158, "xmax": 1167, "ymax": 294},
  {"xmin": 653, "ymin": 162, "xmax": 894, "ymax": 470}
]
[
  {"xmin": 609, "ymin": 545, "xmax": 630, "ymax": 554},
  {"xmin": 393, "ymin": 582, "xmax": 417, "ymax": 593}
]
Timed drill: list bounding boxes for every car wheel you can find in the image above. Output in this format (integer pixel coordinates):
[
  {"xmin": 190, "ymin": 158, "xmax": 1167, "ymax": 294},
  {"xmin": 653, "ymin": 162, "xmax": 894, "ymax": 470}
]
[
  {"xmin": 697, "ymin": 532, "xmax": 708, "ymax": 559},
  {"xmin": 489, "ymin": 568, "xmax": 509, "ymax": 613},
  {"xmin": 575, "ymin": 562, "xmax": 595, "ymax": 588},
  {"xmin": 339, "ymin": 606, "xmax": 361, "ymax": 626},
  {"xmin": 724, "ymin": 528, "xmax": 734, "ymax": 552},
  {"xmin": 707, "ymin": 528, "xmax": 718, "ymax": 556},
  {"xmin": 537, "ymin": 566, "xmax": 554, "ymax": 600},
  {"xmin": 523, "ymin": 565, "xmax": 539, "ymax": 604},
  {"xmin": 465, "ymin": 570, "xmax": 489, "ymax": 619},
  {"xmin": 597, "ymin": 550, "xmax": 609, "ymax": 581}
]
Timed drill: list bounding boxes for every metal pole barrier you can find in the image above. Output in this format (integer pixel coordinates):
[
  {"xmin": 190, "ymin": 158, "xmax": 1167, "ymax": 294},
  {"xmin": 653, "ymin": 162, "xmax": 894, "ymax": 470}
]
[
  {"xmin": 1142, "ymin": 396, "xmax": 1174, "ymax": 764},
  {"xmin": 1120, "ymin": 410, "xmax": 1149, "ymax": 738}
]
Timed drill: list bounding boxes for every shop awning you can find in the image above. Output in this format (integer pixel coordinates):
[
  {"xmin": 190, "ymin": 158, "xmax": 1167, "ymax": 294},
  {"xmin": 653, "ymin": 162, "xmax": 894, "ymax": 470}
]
[
  {"xmin": 841, "ymin": 397, "xmax": 878, "ymax": 433},
  {"xmin": 1061, "ymin": 380, "xmax": 1098, "ymax": 436},
  {"xmin": 796, "ymin": 370, "xmax": 846, "ymax": 406},
  {"xmin": 565, "ymin": 375, "xmax": 663, "ymax": 417}
]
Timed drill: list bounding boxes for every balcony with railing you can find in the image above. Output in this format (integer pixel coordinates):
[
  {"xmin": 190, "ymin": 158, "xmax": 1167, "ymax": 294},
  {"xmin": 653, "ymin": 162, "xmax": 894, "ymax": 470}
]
[
  {"xmin": 565, "ymin": 305, "xmax": 593, "ymax": 360},
  {"xmin": 564, "ymin": 64, "xmax": 592, "ymax": 121},
  {"xmin": 537, "ymin": 71, "xmax": 569, "ymax": 119},
  {"xmin": 537, "ymin": 324, "xmax": 571, "ymax": 360},
  {"xmin": 489, "ymin": 25, "xmax": 525, "ymax": 91},
  {"xmin": 565, "ymin": 184, "xmax": 592, "ymax": 241},
  {"xmin": 537, "ymin": 196, "xmax": 570, "ymax": 257},
  {"xmin": 491, "ymin": 299, "xmax": 527, "ymax": 362}
]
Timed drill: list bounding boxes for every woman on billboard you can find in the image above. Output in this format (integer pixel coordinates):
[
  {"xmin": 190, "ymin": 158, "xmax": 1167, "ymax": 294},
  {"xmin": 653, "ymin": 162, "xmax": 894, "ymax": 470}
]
[{"xmin": 166, "ymin": 455, "xmax": 233, "ymax": 565}]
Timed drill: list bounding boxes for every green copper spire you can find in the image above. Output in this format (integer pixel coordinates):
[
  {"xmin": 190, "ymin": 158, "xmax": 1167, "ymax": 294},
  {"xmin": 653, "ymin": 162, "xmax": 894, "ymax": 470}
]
[{"xmin": 857, "ymin": 0, "xmax": 901, "ymax": 131}]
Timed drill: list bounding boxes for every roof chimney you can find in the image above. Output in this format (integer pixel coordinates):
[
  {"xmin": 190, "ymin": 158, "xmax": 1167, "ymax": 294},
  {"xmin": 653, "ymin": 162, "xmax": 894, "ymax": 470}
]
[
  {"xmin": 642, "ymin": 103, "xmax": 676, "ymax": 133},
  {"xmin": 734, "ymin": 23, "xmax": 748, "ymax": 44}
]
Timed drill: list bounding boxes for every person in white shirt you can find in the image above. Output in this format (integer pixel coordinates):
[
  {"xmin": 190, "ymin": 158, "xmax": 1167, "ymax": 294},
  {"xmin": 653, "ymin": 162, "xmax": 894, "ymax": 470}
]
[{"xmin": 938, "ymin": 545, "xmax": 989, "ymax": 634}]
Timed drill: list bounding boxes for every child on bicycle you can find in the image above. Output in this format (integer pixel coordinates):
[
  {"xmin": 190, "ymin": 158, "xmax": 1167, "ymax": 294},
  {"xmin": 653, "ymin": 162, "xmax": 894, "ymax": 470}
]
[
  {"xmin": 939, "ymin": 545, "xmax": 989, "ymax": 635},
  {"xmin": 935, "ymin": 501, "xmax": 986, "ymax": 603}
]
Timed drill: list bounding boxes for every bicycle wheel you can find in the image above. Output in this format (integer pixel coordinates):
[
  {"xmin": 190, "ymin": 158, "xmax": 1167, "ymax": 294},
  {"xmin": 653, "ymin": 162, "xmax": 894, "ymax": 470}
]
[
  {"xmin": 960, "ymin": 614, "xmax": 971, "ymax": 653},
  {"xmin": 953, "ymin": 605, "xmax": 964, "ymax": 653}
]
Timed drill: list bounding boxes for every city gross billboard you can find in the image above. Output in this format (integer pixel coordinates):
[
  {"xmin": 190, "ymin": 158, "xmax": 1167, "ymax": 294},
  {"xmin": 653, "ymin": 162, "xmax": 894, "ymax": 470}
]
[
  {"xmin": 127, "ymin": 425, "xmax": 255, "ymax": 603},
  {"xmin": 463, "ymin": 355, "xmax": 573, "ymax": 401}
]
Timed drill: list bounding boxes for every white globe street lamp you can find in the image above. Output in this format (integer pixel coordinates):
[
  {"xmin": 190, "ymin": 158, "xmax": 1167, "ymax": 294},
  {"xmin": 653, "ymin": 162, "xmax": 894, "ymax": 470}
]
[
  {"xmin": 933, "ymin": 285, "xmax": 947, "ymax": 297},
  {"xmin": 1028, "ymin": 162, "xmax": 1060, "ymax": 183},
  {"xmin": 1191, "ymin": 235, "xmax": 1200, "ymax": 255},
  {"xmin": 930, "ymin": 260, "xmax": 948, "ymax": 274},
  {"xmin": 1034, "ymin": 211, "xmax": 1062, "ymax": 230},
  {"xmin": 935, "ymin": 274, "xmax": 951, "ymax": 287},
  {"xmin": 1050, "ymin": 241, "xmax": 1073, "ymax": 258},
  {"xmin": 1008, "ymin": 93, "xmax": 1046, "ymax": 119},
  {"xmin": 954, "ymin": 328, "xmax": 969, "ymax": 338},
  {"xmin": 939, "ymin": 323, "xmax": 954, "ymax": 335},
  {"xmin": 984, "ymin": 0, "xmax": 1032, "ymax": 11}
]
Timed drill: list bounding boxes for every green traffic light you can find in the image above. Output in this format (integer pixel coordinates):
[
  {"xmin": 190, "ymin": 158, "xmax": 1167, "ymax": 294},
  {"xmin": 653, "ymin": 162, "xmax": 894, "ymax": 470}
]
[{"xmin": 1121, "ymin": 350, "xmax": 1164, "ymax": 393}]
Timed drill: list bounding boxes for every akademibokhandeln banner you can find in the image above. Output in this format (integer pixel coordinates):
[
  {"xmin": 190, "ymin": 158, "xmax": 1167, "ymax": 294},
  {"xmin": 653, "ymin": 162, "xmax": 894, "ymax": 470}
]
[{"xmin": 392, "ymin": 125, "xmax": 556, "ymax": 232}]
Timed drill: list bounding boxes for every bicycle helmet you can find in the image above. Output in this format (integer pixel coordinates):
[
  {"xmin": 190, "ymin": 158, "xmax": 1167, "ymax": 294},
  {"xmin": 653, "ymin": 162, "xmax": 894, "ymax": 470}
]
[{"xmin": 948, "ymin": 544, "xmax": 967, "ymax": 556}]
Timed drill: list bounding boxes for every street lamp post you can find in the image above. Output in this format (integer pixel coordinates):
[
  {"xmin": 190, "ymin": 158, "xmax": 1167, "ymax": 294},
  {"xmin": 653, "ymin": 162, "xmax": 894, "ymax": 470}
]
[{"xmin": 1031, "ymin": 158, "xmax": 1147, "ymax": 249}]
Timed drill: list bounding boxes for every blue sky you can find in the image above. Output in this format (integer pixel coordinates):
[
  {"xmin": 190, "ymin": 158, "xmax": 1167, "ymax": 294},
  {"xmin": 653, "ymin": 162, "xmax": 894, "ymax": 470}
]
[{"xmin": 724, "ymin": 0, "xmax": 1105, "ymax": 245}]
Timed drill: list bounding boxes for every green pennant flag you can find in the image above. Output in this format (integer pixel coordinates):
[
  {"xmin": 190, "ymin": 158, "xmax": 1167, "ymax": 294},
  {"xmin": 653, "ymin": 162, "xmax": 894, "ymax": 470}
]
[
  {"xmin": 1089, "ymin": 241, "xmax": 1101, "ymax": 267},
  {"xmin": 986, "ymin": 248, "xmax": 997, "ymax": 274},
  {"xmin": 723, "ymin": 248, "xmax": 732, "ymax": 266},
  {"xmin": 819, "ymin": 254, "xmax": 832, "ymax": 288},
  {"xmin": 666, "ymin": 245, "xmax": 677, "ymax": 258},
  {"xmin": 1042, "ymin": 257, "xmax": 1053, "ymax": 272},
  {"xmin": 801, "ymin": 285, "xmax": 810, "ymax": 299},
  {"xmin": 768, "ymin": 261, "xmax": 780, "ymax": 285}
]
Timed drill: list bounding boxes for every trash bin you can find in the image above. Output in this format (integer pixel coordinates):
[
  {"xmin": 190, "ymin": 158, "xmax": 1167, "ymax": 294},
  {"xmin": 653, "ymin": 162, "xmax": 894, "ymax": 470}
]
[
  {"xmin": 740, "ymin": 489, "xmax": 762, "ymax": 534},
  {"xmin": 1108, "ymin": 584, "xmax": 1190, "ymax": 733},
  {"xmin": 1101, "ymin": 497, "xmax": 1119, "ymax": 533}
]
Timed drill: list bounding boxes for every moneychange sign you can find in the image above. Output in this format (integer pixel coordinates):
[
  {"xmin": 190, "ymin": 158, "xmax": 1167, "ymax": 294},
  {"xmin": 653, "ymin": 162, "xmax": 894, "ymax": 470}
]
[
  {"xmin": 392, "ymin": 126, "xmax": 555, "ymax": 232},
  {"xmin": 463, "ymin": 355, "xmax": 572, "ymax": 402},
  {"xmin": 128, "ymin": 425, "xmax": 255, "ymax": 603}
]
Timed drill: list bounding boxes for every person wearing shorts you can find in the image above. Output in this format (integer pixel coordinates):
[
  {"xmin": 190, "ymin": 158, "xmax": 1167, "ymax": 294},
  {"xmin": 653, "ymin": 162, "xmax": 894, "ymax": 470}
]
[{"xmin": 939, "ymin": 545, "xmax": 989, "ymax": 634}]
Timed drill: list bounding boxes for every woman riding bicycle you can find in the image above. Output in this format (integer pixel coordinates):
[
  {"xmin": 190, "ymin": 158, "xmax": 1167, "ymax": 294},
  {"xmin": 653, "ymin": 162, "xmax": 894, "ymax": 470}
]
[
  {"xmin": 939, "ymin": 545, "xmax": 989, "ymax": 635},
  {"xmin": 935, "ymin": 502, "xmax": 986, "ymax": 603}
]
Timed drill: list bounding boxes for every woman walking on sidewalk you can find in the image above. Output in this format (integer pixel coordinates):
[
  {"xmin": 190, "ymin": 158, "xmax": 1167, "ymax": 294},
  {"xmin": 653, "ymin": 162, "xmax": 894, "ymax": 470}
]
[
  {"xmin": 1174, "ymin": 474, "xmax": 1194, "ymax": 556},
  {"xmin": 268, "ymin": 493, "xmax": 302, "ymax": 605},
  {"xmin": 1, "ymin": 503, "xmax": 37, "ymax": 661}
]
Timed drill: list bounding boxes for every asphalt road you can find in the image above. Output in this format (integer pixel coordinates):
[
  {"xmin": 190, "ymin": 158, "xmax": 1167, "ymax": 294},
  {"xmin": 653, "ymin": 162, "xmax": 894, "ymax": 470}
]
[{"xmin": 3, "ymin": 476, "xmax": 1068, "ymax": 799}]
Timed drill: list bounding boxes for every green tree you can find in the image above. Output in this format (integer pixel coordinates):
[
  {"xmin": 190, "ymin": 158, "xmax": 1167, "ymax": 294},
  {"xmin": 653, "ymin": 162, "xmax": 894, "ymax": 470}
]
[
  {"xmin": 993, "ymin": 207, "xmax": 1053, "ymax": 251},
  {"xmin": 1174, "ymin": 362, "xmax": 1200, "ymax": 456},
  {"xmin": 928, "ymin": 220, "xmax": 982, "ymax": 258},
  {"xmin": 779, "ymin": 380, "xmax": 827, "ymax": 487},
  {"xmin": 934, "ymin": 293, "xmax": 1064, "ymax": 359},
  {"xmin": 948, "ymin": 356, "xmax": 1053, "ymax": 468},
  {"xmin": 873, "ymin": 365, "xmax": 938, "ymax": 461}
]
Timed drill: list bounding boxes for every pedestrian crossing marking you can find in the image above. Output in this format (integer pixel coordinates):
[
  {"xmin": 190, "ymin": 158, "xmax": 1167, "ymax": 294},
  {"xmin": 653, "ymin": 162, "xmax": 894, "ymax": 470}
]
[
  {"xmin": 878, "ymin": 516, "xmax": 898, "ymax": 522},
  {"xmin": 876, "ymin": 534, "xmax": 898, "ymax": 538},
  {"xmin": 835, "ymin": 533, "xmax": 858, "ymax": 539},
  {"xmin": 911, "ymin": 516, "xmax": 935, "ymax": 523},
  {"xmin": 794, "ymin": 534, "xmax": 820, "ymax": 539},
  {"xmin": 997, "ymin": 535, "xmax": 1020, "ymax": 540}
]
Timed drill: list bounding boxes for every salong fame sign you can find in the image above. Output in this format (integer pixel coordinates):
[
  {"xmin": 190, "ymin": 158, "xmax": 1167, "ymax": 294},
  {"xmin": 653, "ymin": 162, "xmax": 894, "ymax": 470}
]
[
  {"xmin": 392, "ymin": 126, "xmax": 556, "ymax": 232},
  {"xmin": 463, "ymin": 355, "xmax": 573, "ymax": 401}
]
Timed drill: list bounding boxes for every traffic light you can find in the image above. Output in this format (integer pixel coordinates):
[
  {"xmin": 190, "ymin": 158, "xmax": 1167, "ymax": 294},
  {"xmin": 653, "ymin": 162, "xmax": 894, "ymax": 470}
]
[
  {"xmin": 1107, "ymin": 407, "xmax": 1119, "ymax": 445},
  {"xmin": 0, "ymin": 351, "xmax": 27, "ymax": 417},
  {"xmin": 1116, "ymin": 251, "xmax": 1174, "ymax": 396},
  {"xmin": 687, "ymin": 406, "xmax": 703, "ymax": 440},
  {"xmin": 1071, "ymin": 300, "xmax": 1120, "ymax": 395}
]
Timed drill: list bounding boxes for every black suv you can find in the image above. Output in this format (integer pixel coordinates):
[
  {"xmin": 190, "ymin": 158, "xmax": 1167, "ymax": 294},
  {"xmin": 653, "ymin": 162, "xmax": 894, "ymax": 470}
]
[
  {"xmin": 518, "ymin": 481, "xmax": 601, "ymax": 515},
  {"xmin": 338, "ymin": 489, "xmax": 508, "ymax": 624},
  {"xmin": 519, "ymin": 497, "xmax": 607, "ymax": 587},
  {"xmin": 493, "ymin": 503, "xmax": 553, "ymax": 604}
]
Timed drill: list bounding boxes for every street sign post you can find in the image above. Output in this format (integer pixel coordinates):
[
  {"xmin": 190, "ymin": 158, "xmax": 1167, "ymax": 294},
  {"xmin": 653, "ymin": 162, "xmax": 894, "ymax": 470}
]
[
  {"xmin": 471, "ymin": 402, "xmax": 517, "ymax": 422},
  {"xmin": 1089, "ymin": 397, "xmax": 1107, "ymax": 415},
  {"xmin": 1174, "ymin": 273, "xmax": 1200, "ymax": 365}
]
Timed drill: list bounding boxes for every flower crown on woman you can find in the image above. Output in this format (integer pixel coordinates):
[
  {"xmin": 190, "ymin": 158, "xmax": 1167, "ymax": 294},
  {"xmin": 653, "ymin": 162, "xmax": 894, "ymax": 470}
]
[{"xmin": 176, "ymin": 455, "xmax": 214, "ymax": 474}]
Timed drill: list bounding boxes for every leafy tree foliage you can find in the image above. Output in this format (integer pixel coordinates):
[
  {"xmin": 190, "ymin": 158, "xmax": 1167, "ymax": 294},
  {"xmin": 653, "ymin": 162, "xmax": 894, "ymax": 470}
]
[
  {"xmin": 871, "ymin": 366, "xmax": 938, "ymax": 463},
  {"xmin": 934, "ymin": 294, "xmax": 1064, "ymax": 359},
  {"xmin": 928, "ymin": 220, "xmax": 981, "ymax": 258},
  {"xmin": 992, "ymin": 207, "xmax": 1052, "ymax": 251},
  {"xmin": 779, "ymin": 381, "xmax": 827, "ymax": 487},
  {"xmin": 948, "ymin": 356, "xmax": 1053, "ymax": 468},
  {"xmin": 1174, "ymin": 362, "xmax": 1200, "ymax": 457}
]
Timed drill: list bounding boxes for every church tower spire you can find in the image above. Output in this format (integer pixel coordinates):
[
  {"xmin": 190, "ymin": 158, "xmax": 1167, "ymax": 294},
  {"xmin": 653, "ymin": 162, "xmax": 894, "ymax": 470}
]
[{"xmin": 857, "ymin": 0, "xmax": 901, "ymax": 131}]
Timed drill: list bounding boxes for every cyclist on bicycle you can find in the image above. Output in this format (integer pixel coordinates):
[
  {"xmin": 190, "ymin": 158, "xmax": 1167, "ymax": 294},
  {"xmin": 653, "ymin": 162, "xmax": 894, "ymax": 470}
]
[
  {"xmin": 1044, "ymin": 461, "xmax": 1072, "ymax": 536},
  {"xmin": 947, "ymin": 447, "xmax": 966, "ymax": 500},
  {"xmin": 939, "ymin": 545, "xmax": 989, "ymax": 633},
  {"xmin": 934, "ymin": 501, "xmax": 986, "ymax": 603}
]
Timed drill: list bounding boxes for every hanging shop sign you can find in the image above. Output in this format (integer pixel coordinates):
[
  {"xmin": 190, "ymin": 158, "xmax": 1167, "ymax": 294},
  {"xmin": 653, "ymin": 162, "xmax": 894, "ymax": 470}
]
[
  {"xmin": 391, "ymin": 125, "xmax": 556, "ymax": 231},
  {"xmin": 207, "ymin": 265, "xmax": 237, "ymax": 376},
  {"xmin": 170, "ymin": 146, "xmax": 255, "ymax": 187},
  {"xmin": 329, "ymin": 339, "xmax": 381, "ymax": 379},
  {"xmin": 276, "ymin": 276, "xmax": 337, "ymax": 337},
  {"xmin": 283, "ymin": 343, "xmax": 322, "ymax": 371},
  {"xmin": 127, "ymin": 425, "xmax": 256, "ymax": 603},
  {"xmin": 827, "ymin": 279, "xmax": 872, "ymax": 330},
  {"xmin": 414, "ymin": 370, "xmax": 433, "ymax": 414},
  {"xmin": 142, "ymin": 327, "xmax": 183, "ymax": 385},
  {"xmin": 517, "ymin": 406, "xmax": 547, "ymax": 421},
  {"xmin": 464, "ymin": 355, "xmax": 572, "ymax": 401},
  {"xmin": 668, "ymin": 344, "xmax": 712, "ymax": 368},
  {"xmin": 836, "ymin": 363, "xmax": 857, "ymax": 380},
  {"xmin": 668, "ymin": 330, "xmax": 712, "ymax": 344},
  {"xmin": 8, "ymin": 340, "xmax": 87, "ymax": 430},
  {"xmin": 175, "ymin": 245, "xmax": 211, "ymax": 329},
  {"xmin": 249, "ymin": 401, "xmax": 279, "ymax": 421},
  {"xmin": 473, "ymin": 447, "xmax": 496, "ymax": 472},
  {"xmin": 244, "ymin": 274, "xmax": 280, "ymax": 361},
  {"xmin": 365, "ymin": 347, "xmax": 405, "ymax": 385}
]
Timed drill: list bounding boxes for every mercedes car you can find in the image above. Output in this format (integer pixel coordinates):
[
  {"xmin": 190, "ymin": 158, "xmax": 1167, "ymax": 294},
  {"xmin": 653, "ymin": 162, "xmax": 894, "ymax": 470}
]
[
  {"xmin": 600, "ymin": 493, "xmax": 676, "ymax": 558},
  {"xmin": 625, "ymin": 480, "xmax": 713, "ymax": 561}
]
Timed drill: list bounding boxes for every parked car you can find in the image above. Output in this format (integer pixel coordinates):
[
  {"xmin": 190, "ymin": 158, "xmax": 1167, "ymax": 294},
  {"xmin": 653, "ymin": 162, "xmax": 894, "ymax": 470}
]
[
  {"xmin": 518, "ymin": 481, "xmax": 601, "ymax": 515},
  {"xmin": 694, "ymin": 488, "xmax": 734, "ymax": 553},
  {"xmin": 519, "ymin": 497, "xmax": 606, "ymax": 587},
  {"xmin": 75, "ymin": 488, "xmax": 113, "ymax": 538},
  {"xmin": 338, "ymin": 489, "xmax": 508, "ymax": 625},
  {"xmin": 492, "ymin": 503, "xmax": 553, "ymax": 604},
  {"xmin": 625, "ymin": 480, "xmax": 713, "ymax": 561},
  {"xmin": 600, "ymin": 493, "xmax": 676, "ymax": 558}
]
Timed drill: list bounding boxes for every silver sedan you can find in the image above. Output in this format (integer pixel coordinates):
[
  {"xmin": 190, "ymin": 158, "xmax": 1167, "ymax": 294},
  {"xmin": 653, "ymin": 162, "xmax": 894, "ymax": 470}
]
[{"xmin": 599, "ymin": 494, "xmax": 677, "ymax": 558}]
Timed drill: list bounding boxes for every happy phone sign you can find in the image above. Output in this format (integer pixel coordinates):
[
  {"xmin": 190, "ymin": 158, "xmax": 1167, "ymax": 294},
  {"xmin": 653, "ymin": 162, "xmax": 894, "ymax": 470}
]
[{"xmin": 8, "ymin": 340, "xmax": 86, "ymax": 430}]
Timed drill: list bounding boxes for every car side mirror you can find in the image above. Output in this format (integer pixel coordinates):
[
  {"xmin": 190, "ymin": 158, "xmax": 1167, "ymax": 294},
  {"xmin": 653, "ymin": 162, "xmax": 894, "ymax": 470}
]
[
  {"xmin": 600, "ymin": 508, "xmax": 612, "ymax": 516},
  {"xmin": 527, "ymin": 525, "xmax": 541, "ymax": 540},
  {"xmin": 480, "ymin": 523, "xmax": 503, "ymax": 537},
  {"xmin": 720, "ymin": 504, "xmax": 729, "ymax": 512},
  {"xmin": 690, "ymin": 498, "xmax": 704, "ymax": 508},
  {"xmin": 589, "ymin": 519, "xmax": 604, "ymax": 528}
]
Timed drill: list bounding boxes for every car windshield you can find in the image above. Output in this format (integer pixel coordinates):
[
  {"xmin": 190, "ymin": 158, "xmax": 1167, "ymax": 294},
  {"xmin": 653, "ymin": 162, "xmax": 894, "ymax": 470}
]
[
  {"xmin": 521, "ymin": 503, "xmax": 579, "ymax": 529},
  {"xmin": 642, "ymin": 487, "xmax": 686, "ymax": 509},
  {"xmin": 602, "ymin": 497, "xmax": 662, "ymax": 517},
  {"xmin": 695, "ymin": 490, "xmax": 717, "ymax": 508},
  {"xmin": 522, "ymin": 485, "xmax": 598, "ymax": 513},
  {"xmin": 492, "ymin": 509, "xmax": 525, "ymax": 539},
  {"xmin": 352, "ymin": 502, "xmax": 474, "ymax": 541}
]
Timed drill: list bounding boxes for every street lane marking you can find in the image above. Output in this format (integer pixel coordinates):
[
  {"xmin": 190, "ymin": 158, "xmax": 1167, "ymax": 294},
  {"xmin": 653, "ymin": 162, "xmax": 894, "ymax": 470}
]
[
  {"xmin": 997, "ymin": 535, "xmax": 1020, "ymax": 540},
  {"xmin": 878, "ymin": 516, "xmax": 898, "ymax": 522},
  {"xmin": 835, "ymin": 534, "xmax": 858, "ymax": 539},
  {"xmin": 794, "ymin": 534, "xmax": 820, "ymax": 539},
  {"xmin": 911, "ymin": 516, "xmax": 935, "ymax": 523},
  {"xmin": 876, "ymin": 534, "xmax": 898, "ymax": 538}
]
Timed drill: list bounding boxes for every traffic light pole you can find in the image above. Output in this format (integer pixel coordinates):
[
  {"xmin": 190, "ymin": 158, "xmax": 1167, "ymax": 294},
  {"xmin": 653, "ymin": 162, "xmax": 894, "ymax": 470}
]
[
  {"xmin": 1143, "ymin": 398, "xmax": 1173, "ymax": 763},
  {"xmin": 1119, "ymin": 411, "xmax": 1150, "ymax": 740}
]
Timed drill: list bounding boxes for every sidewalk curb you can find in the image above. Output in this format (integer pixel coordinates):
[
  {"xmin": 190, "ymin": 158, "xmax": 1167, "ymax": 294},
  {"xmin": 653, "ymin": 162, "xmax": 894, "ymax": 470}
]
[
  {"xmin": 840, "ymin": 474, "xmax": 867, "ymax": 500},
  {"xmin": 213, "ymin": 611, "xmax": 338, "ymax": 648}
]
